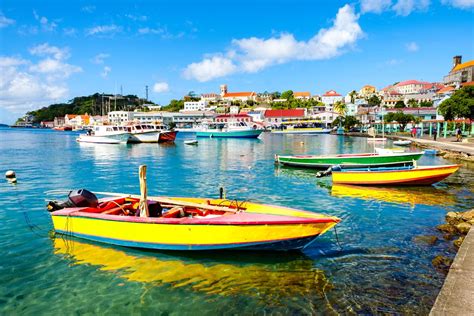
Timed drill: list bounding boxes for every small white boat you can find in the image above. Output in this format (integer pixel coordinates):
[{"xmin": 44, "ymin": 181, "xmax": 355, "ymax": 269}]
[
  {"xmin": 77, "ymin": 126, "xmax": 130, "ymax": 144},
  {"xmin": 393, "ymin": 140, "xmax": 412, "ymax": 146},
  {"xmin": 367, "ymin": 137, "xmax": 387, "ymax": 142},
  {"xmin": 184, "ymin": 140, "xmax": 198, "ymax": 145},
  {"xmin": 195, "ymin": 121, "xmax": 263, "ymax": 138}
]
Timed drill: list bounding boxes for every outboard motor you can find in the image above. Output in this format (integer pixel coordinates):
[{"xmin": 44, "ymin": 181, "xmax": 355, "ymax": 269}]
[{"xmin": 47, "ymin": 189, "xmax": 99, "ymax": 212}]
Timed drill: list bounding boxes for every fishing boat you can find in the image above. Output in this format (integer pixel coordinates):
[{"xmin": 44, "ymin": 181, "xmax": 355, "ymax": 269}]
[
  {"xmin": 393, "ymin": 140, "xmax": 412, "ymax": 146},
  {"xmin": 127, "ymin": 124, "xmax": 177, "ymax": 143},
  {"xmin": 271, "ymin": 119, "xmax": 331, "ymax": 134},
  {"xmin": 331, "ymin": 164, "xmax": 460, "ymax": 186},
  {"xmin": 53, "ymin": 126, "xmax": 73, "ymax": 131},
  {"xmin": 48, "ymin": 166, "xmax": 339, "ymax": 251},
  {"xmin": 275, "ymin": 151, "xmax": 424, "ymax": 169},
  {"xmin": 195, "ymin": 121, "xmax": 263, "ymax": 138},
  {"xmin": 76, "ymin": 126, "xmax": 131, "ymax": 144}
]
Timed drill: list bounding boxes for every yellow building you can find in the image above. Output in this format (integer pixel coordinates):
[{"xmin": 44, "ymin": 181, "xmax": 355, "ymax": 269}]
[
  {"xmin": 443, "ymin": 56, "xmax": 474, "ymax": 87},
  {"xmin": 359, "ymin": 85, "xmax": 377, "ymax": 97}
]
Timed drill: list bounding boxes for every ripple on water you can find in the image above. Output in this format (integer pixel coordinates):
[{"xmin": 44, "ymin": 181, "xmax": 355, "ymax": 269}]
[{"xmin": 0, "ymin": 128, "xmax": 472, "ymax": 314}]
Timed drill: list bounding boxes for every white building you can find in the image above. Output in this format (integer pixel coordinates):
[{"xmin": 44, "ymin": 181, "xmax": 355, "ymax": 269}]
[
  {"xmin": 321, "ymin": 90, "xmax": 344, "ymax": 112},
  {"xmin": 183, "ymin": 100, "xmax": 209, "ymax": 112},
  {"xmin": 108, "ymin": 111, "xmax": 134, "ymax": 125},
  {"xmin": 311, "ymin": 111, "xmax": 338, "ymax": 126},
  {"xmin": 229, "ymin": 105, "xmax": 240, "ymax": 114}
]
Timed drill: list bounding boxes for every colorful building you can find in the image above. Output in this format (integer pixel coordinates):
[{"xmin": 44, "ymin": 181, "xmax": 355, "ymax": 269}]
[
  {"xmin": 263, "ymin": 109, "xmax": 306, "ymax": 125},
  {"xmin": 321, "ymin": 90, "xmax": 343, "ymax": 112},
  {"xmin": 443, "ymin": 56, "xmax": 474, "ymax": 87}
]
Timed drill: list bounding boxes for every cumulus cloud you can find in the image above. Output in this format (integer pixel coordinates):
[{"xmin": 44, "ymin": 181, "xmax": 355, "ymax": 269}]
[
  {"xmin": 183, "ymin": 5, "xmax": 363, "ymax": 82},
  {"xmin": 29, "ymin": 43, "xmax": 70, "ymax": 60},
  {"xmin": 33, "ymin": 10, "xmax": 57, "ymax": 32},
  {"xmin": 360, "ymin": 0, "xmax": 392, "ymax": 13},
  {"xmin": 91, "ymin": 53, "xmax": 110, "ymax": 64},
  {"xmin": 101, "ymin": 66, "xmax": 111, "ymax": 78},
  {"xmin": 0, "ymin": 13, "xmax": 15, "ymax": 28},
  {"xmin": 153, "ymin": 82, "xmax": 170, "ymax": 93},
  {"xmin": 405, "ymin": 41, "xmax": 419, "ymax": 52},
  {"xmin": 392, "ymin": 0, "xmax": 430, "ymax": 16},
  {"xmin": 441, "ymin": 0, "xmax": 474, "ymax": 8},
  {"xmin": 0, "ymin": 44, "xmax": 82, "ymax": 117},
  {"xmin": 86, "ymin": 25, "xmax": 122, "ymax": 36}
]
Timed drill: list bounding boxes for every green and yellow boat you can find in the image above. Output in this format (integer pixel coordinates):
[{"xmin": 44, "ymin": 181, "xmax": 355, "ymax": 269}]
[{"xmin": 275, "ymin": 151, "xmax": 424, "ymax": 169}]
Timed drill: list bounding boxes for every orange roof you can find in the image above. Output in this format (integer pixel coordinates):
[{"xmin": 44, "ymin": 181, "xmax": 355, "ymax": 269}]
[
  {"xmin": 461, "ymin": 81, "xmax": 474, "ymax": 87},
  {"xmin": 436, "ymin": 86, "xmax": 455, "ymax": 94},
  {"xmin": 451, "ymin": 60, "xmax": 474, "ymax": 73},
  {"xmin": 65, "ymin": 114, "xmax": 77, "ymax": 118},
  {"xmin": 223, "ymin": 92, "xmax": 256, "ymax": 97},
  {"xmin": 294, "ymin": 92, "xmax": 311, "ymax": 97},
  {"xmin": 322, "ymin": 90, "xmax": 341, "ymax": 97}
]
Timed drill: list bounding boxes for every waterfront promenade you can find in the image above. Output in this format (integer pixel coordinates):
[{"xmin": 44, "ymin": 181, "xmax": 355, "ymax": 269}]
[
  {"xmin": 391, "ymin": 135, "xmax": 474, "ymax": 156},
  {"xmin": 430, "ymin": 227, "xmax": 474, "ymax": 315}
]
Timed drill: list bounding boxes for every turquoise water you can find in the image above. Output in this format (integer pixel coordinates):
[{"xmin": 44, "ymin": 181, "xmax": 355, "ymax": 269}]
[{"xmin": 1, "ymin": 127, "xmax": 473, "ymax": 314}]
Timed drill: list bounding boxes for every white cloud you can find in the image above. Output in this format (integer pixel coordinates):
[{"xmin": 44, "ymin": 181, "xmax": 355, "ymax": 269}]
[
  {"xmin": 138, "ymin": 27, "xmax": 164, "ymax": 35},
  {"xmin": 101, "ymin": 66, "xmax": 111, "ymax": 78},
  {"xmin": 91, "ymin": 53, "xmax": 110, "ymax": 64},
  {"xmin": 0, "ymin": 44, "xmax": 82, "ymax": 117},
  {"xmin": 86, "ymin": 25, "xmax": 122, "ymax": 36},
  {"xmin": 360, "ymin": 0, "xmax": 392, "ymax": 13},
  {"xmin": 29, "ymin": 43, "xmax": 70, "ymax": 60},
  {"xmin": 152, "ymin": 82, "xmax": 169, "ymax": 93},
  {"xmin": 405, "ymin": 41, "xmax": 419, "ymax": 52},
  {"xmin": 125, "ymin": 14, "xmax": 147, "ymax": 21},
  {"xmin": 392, "ymin": 0, "xmax": 430, "ymax": 16},
  {"xmin": 183, "ymin": 4, "xmax": 363, "ymax": 82},
  {"xmin": 81, "ymin": 6, "xmax": 96, "ymax": 13},
  {"xmin": 0, "ymin": 13, "xmax": 15, "ymax": 28},
  {"xmin": 184, "ymin": 56, "xmax": 237, "ymax": 82},
  {"xmin": 441, "ymin": 0, "xmax": 474, "ymax": 8},
  {"xmin": 33, "ymin": 10, "xmax": 57, "ymax": 32}
]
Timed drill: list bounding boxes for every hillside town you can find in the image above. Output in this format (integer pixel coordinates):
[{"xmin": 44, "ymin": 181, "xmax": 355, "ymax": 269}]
[{"xmin": 17, "ymin": 56, "xmax": 473, "ymax": 132}]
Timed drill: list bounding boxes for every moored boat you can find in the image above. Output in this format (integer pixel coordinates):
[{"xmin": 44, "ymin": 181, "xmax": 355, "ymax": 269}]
[
  {"xmin": 195, "ymin": 121, "xmax": 263, "ymax": 138},
  {"xmin": 127, "ymin": 124, "xmax": 177, "ymax": 143},
  {"xmin": 184, "ymin": 140, "xmax": 198, "ymax": 145},
  {"xmin": 393, "ymin": 140, "xmax": 412, "ymax": 146},
  {"xmin": 331, "ymin": 164, "xmax": 460, "ymax": 186},
  {"xmin": 275, "ymin": 151, "xmax": 424, "ymax": 169},
  {"xmin": 271, "ymin": 119, "xmax": 331, "ymax": 134},
  {"xmin": 77, "ymin": 125, "xmax": 131, "ymax": 144},
  {"xmin": 48, "ymin": 190, "xmax": 340, "ymax": 251}
]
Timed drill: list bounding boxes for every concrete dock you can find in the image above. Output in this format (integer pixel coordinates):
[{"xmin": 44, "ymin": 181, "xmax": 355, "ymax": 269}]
[
  {"xmin": 392, "ymin": 136, "xmax": 474, "ymax": 156},
  {"xmin": 430, "ymin": 228, "xmax": 474, "ymax": 315}
]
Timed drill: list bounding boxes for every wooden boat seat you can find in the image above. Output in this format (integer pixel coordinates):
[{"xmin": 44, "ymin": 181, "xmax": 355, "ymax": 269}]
[{"xmin": 162, "ymin": 207, "xmax": 185, "ymax": 218}]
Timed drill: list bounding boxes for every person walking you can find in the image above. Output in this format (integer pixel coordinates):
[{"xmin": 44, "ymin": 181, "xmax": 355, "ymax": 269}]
[
  {"xmin": 433, "ymin": 126, "xmax": 437, "ymax": 141},
  {"xmin": 411, "ymin": 126, "xmax": 417, "ymax": 138},
  {"xmin": 456, "ymin": 127, "xmax": 462, "ymax": 142}
]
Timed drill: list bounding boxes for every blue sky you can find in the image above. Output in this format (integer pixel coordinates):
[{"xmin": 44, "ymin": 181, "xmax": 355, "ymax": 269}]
[{"xmin": 0, "ymin": 0, "xmax": 473, "ymax": 124}]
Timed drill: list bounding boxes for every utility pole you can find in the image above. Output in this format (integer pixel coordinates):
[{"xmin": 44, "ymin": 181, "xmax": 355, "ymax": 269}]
[{"xmin": 145, "ymin": 85, "xmax": 149, "ymax": 102}]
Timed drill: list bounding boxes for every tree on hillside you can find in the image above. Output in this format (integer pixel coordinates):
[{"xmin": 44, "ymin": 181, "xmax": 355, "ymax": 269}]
[
  {"xmin": 161, "ymin": 99, "xmax": 184, "ymax": 112},
  {"xmin": 407, "ymin": 98, "xmax": 419, "ymax": 108},
  {"xmin": 281, "ymin": 90, "xmax": 294, "ymax": 100},
  {"xmin": 438, "ymin": 86, "xmax": 474, "ymax": 120},
  {"xmin": 384, "ymin": 111, "xmax": 416, "ymax": 131},
  {"xmin": 349, "ymin": 90, "xmax": 357, "ymax": 103},
  {"xmin": 419, "ymin": 100, "xmax": 433, "ymax": 107},
  {"xmin": 271, "ymin": 91, "xmax": 281, "ymax": 99},
  {"xmin": 367, "ymin": 95, "xmax": 381, "ymax": 107},
  {"xmin": 394, "ymin": 100, "xmax": 405, "ymax": 108}
]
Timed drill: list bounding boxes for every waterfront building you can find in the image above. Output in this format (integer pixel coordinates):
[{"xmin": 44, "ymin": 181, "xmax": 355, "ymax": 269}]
[
  {"xmin": 443, "ymin": 55, "xmax": 474, "ymax": 87},
  {"xmin": 183, "ymin": 100, "xmax": 209, "ymax": 112},
  {"xmin": 40, "ymin": 121, "xmax": 54, "ymax": 128},
  {"xmin": 215, "ymin": 114, "xmax": 252, "ymax": 123},
  {"xmin": 89, "ymin": 115, "xmax": 107, "ymax": 125},
  {"xmin": 108, "ymin": 111, "xmax": 134, "ymax": 125},
  {"xmin": 220, "ymin": 84, "xmax": 257, "ymax": 102},
  {"xmin": 54, "ymin": 116, "xmax": 65, "ymax": 127},
  {"xmin": 246, "ymin": 111, "xmax": 265, "ymax": 123},
  {"xmin": 263, "ymin": 109, "xmax": 306, "ymax": 125},
  {"xmin": 376, "ymin": 107, "xmax": 441, "ymax": 122},
  {"xmin": 359, "ymin": 85, "xmax": 377, "ymax": 97},
  {"xmin": 293, "ymin": 92, "xmax": 311, "ymax": 100},
  {"xmin": 321, "ymin": 90, "xmax": 343, "ymax": 112},
  {"xmin": 311, "ymin": 111, "xmax": 338, "ymax": 126},
  {"xmin": 65, "ymin": 114, "xmax": 90, "ymax": 127}
]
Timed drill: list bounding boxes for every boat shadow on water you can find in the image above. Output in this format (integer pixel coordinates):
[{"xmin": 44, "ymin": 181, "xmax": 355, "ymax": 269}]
[{"xmin": 52, "ymin": 236, "xmax": 336, "ymax": 304}]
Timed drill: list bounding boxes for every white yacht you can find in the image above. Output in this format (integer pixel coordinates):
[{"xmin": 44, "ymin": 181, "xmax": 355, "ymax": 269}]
[
  {"xmin": 77, "ymin": 126, "xmax": 131, "ymax": 144},
  {"xmin": 126, "ymin": 124, "xmax": 177, "ymax": 143}
]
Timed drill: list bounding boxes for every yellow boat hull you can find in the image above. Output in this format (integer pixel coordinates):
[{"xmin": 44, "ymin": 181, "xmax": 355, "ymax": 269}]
[{"xmin": 332, "ymin": 165, "xmax": 460, "ymax": 186}]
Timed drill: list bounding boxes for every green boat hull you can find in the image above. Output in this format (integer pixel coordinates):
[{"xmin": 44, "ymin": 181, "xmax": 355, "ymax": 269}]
[{"xmin": 276, "ymin": 152, "xmax": 424, "ymax": 169}]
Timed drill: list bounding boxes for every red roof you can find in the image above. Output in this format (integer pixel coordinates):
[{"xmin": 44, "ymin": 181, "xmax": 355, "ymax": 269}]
[
  {"xmin": 436, "ymin": 86, "xmax": 455, "ymax": 94},
  {"xmin": 215, "ymin": 114, "xmax": 250, "ymax": 118},
  {"xmin": 223, "ymin": 92, "xmax": 256, "ymax": 97},
  {"xmin": 322, "ymin": 90, "xmax": 341, "ymax": 97},
  {"xmin": 462, "ymin": 81, "xmax": 474, "ymax": 87},
  {"xmin": 396, "ymin": 80, "xmax": 430, "ymax": 87},
  {"xmin": 294, "ymin": 92, "xmax": 311, "ymax": 97},
  {"xmin": 264, "ymin": 109, "xmax": 305, "ymax": 118}
]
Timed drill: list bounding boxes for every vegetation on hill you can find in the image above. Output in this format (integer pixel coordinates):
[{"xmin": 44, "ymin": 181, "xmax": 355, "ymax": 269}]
[
  {"xmin": 161, "ymin": 99, "xmax": 184, "ymax": 112},
  {"xmin": 438, "ymin": 86, "xmax": 474, "ymax": 120},
  {"xmin": 20, "ymin": 93, "xmax": 152, "ymax": 123}
]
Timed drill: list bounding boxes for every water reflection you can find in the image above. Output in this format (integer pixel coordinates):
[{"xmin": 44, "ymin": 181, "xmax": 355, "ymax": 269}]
[
  {"xmin": 53, "ymin": 237, "xmax": 332, "ymax": 302},
  {"xmin": 331, "ymin": 184, "xmax": 457, "ymax": 207}
]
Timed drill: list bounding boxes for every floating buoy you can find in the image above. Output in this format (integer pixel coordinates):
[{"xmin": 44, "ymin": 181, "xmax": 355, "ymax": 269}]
[
  {"xmin": 300, "ymin": 141, "xmax": 304, "ymax": 145},
  {"xmin": 5, "ymin": 170, "xmax": 17, "ymax": 183}
]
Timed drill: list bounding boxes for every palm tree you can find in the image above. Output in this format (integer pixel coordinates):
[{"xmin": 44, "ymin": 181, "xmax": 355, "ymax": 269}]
[
  {"xmin": 334, "ymin": 101, "xmax": 347, "ymax": 117},
  {"xmin": 349, "ymin": 90, "xmax": 357, "ymax": 104}
]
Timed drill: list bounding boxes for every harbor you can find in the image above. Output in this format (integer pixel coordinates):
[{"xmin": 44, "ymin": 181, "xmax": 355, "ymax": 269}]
[{"xmin": 1, "ymin": 127, "xmax": 473, "ymax": 314}]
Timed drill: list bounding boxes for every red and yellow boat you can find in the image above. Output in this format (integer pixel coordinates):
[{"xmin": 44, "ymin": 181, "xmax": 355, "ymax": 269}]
[
  {"xmin": 331, "ymin": 164, "xmax": 460, "ymax": 186},
  {"xmin": 49, "ymin": 191, "xmax": 340, "ymax": 251}
]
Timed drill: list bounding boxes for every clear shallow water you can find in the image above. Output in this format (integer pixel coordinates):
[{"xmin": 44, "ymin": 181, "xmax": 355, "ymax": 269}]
[{"xmin": 0, "ymin": 127, "xmax": 473, "ymax": 314}]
